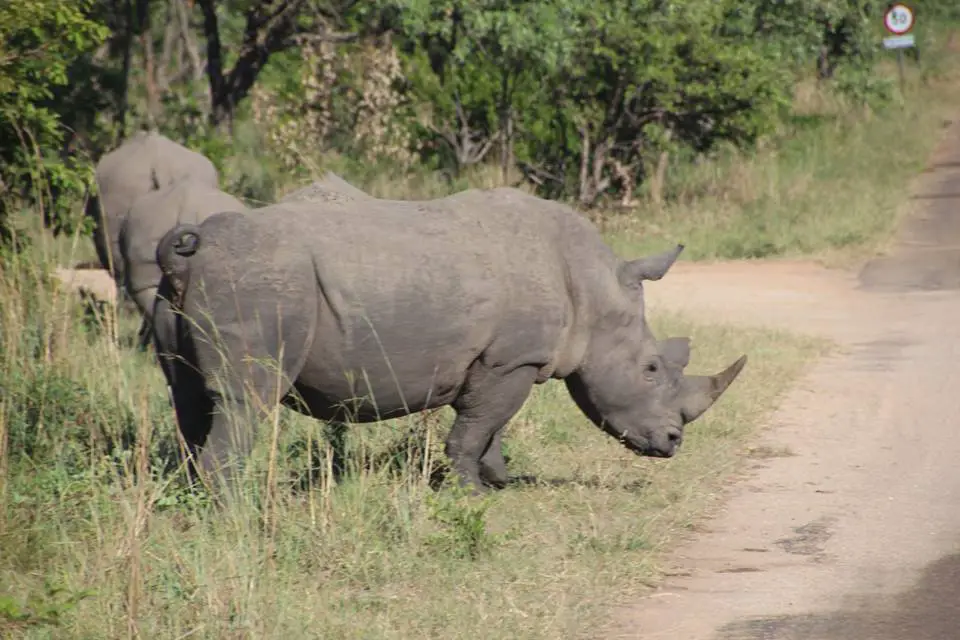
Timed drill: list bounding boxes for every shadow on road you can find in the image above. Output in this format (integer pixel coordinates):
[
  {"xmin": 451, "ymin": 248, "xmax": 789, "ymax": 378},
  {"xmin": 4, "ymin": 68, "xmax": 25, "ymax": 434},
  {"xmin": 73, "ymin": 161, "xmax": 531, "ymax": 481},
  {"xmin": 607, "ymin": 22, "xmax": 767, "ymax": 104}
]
[{"xmin": 715, "ymin": 551, "xmax": 960, "ymax": 640}]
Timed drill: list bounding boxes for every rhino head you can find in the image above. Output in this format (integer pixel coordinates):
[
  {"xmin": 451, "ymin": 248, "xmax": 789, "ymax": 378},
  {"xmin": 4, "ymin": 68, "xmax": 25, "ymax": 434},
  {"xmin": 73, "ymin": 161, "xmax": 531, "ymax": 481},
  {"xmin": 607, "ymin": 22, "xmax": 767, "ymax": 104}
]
[{"xmin": 565, "ymin": 244, "xmax": 747, "ymax": 458}]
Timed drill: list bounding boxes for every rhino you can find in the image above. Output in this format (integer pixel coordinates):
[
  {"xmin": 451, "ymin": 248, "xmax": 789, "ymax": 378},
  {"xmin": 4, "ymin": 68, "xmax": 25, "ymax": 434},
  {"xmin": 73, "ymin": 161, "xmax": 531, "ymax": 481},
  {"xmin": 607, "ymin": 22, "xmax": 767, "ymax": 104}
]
[
  {"xmin": 118, "ymin": 180, "xmax": 249, "ymax": 328},
  {"xmin": 279, "ymin": 172, "xmax": 374, "ymax": 204},
  {"xmin": 119, "ymin": 171, "xmax": 367, "ymax": 323},
  {"xmin": 151, "ymin": 187, "xmax": 747, "ymax": 493},
  {"xmin": 86, "ymin": 130, "xmax": 219, "ymax": 286}
]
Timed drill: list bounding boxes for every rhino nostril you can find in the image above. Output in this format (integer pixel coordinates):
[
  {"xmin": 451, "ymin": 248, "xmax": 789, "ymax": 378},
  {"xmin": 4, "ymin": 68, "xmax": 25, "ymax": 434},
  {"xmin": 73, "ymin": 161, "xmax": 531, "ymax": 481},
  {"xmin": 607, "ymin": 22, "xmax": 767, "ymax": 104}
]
[{"xmin": 667, "ymin": 429, "xmax": 682, "ymax": 444}]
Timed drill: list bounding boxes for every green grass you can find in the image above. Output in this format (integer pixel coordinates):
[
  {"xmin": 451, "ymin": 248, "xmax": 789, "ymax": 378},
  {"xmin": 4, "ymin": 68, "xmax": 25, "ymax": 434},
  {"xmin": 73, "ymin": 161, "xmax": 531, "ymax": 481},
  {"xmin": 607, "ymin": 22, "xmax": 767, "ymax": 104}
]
[{"xmin": 0, "ymin": 237, "xmax": 828, "ymax": 638}]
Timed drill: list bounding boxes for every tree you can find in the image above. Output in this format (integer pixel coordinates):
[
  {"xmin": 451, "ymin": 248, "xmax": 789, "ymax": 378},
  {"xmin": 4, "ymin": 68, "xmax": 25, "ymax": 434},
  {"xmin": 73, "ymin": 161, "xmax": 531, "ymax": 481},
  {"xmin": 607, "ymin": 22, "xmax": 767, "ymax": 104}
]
[
  {"xmin": 516, "ymin": 0, "xmax": 794, "ymax": 205},
  {"xmin": 196, "ymin": 0, "xmax": 361, "ymax": 128},
  {"xmin": 391, "ymin": 0, "xmax": 571, "ymax": 178},
  {"xmin": 0, "ymin": 0, "xmax": 109, "ymax": 240}
]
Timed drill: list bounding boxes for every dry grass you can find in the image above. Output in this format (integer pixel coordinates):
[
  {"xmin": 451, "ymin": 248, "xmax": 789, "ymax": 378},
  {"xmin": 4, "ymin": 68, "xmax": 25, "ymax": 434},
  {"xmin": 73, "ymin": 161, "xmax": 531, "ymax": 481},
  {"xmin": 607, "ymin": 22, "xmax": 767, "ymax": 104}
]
[{"xmin": 0, "ymin": 228, "xmax": 828, "ymax": 639}]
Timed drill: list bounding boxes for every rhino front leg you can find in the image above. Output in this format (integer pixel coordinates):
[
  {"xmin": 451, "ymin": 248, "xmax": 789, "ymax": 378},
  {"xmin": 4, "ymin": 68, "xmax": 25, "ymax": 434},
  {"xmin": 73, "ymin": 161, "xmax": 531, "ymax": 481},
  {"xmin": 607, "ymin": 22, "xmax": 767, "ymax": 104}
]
[
  {"xmin": 479, "ymin": 428, "xmax": 508, "ymax": 489},
  {"xmin": 447, "ymin": 364, "xmax": 538, "ymax": 493}
]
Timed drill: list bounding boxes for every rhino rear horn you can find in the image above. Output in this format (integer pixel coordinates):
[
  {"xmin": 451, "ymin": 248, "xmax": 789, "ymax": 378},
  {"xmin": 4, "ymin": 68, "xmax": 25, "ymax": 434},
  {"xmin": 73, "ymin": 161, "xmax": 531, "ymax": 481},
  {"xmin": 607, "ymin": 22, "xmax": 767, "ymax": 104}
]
[
  {"xmin": 658, "ymin": 336, "xmax": 691, "ymax": 370},
  {"xmin": 618, "ymin": 244, "xmax": 685, "ymax": 286},
  {"xmin": 679, "ymin": 354, "xmax": 748, "ymax": 423}
]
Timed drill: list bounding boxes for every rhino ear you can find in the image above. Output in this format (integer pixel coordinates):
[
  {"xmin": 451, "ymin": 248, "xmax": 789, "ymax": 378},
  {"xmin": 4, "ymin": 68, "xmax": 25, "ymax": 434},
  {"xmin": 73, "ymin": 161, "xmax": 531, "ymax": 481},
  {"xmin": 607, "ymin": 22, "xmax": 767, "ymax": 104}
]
[
  {"xmin": 658, "ymin": 337, "xmax": 691, "ymax": 369},
  {"xmin": 618, "ymin": 244, "xmax": 684, "ymax": 287}
]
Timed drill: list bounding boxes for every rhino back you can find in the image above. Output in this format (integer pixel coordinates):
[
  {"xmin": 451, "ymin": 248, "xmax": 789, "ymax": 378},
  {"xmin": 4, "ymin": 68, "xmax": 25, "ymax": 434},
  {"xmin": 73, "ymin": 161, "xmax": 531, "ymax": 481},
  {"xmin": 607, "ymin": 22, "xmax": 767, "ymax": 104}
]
[
  {"xmin": 95, "ymin": 133, "xmax": 217, "ymax": 221},
  {"xmin": 92, "ymin": 132, "xmax": 220, "ymax": 277},
  {"xmin": 121, "ymin": 181, "xmax": 246, "ymax": 317},
  {"xmin": 124, "ymin": 181, "xmax": 246, "ymax": 267},
  {"xmin": 92, "ymin": 136, "xmax": 159, "ymax": 272},
  {"xmin": 148, "ymin": 134, "xmax": 218, "ymax": 188},
  {"xmin": 279, "ymin": 172, "xmax": 373, "ymax": 204}
]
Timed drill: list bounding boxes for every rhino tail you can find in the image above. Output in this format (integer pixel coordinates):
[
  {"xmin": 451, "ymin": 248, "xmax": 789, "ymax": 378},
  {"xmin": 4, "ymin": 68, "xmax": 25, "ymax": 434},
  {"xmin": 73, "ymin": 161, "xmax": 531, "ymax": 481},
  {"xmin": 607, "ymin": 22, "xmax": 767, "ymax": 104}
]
[{"xmin": 156, "ymin": 223, "xmax": 202, "ymax": 304}]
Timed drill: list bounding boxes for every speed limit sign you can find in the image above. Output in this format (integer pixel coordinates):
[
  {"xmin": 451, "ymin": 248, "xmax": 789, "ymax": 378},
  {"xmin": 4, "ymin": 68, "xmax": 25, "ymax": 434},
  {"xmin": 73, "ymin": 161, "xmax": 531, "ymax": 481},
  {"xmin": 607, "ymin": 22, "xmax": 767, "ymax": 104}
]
[{"xmin": 884, "ymin": 3, "xmax": 915, "ymax": 35}]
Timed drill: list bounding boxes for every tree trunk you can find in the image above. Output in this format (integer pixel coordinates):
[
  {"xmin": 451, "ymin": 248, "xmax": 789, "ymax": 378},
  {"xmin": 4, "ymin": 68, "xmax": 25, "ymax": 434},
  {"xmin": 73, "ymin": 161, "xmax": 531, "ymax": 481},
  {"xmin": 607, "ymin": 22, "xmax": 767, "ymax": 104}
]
[
  {"xmin": 139, "ymin": 0, "xmax": 158, "ymax": 126},
  {"xmin": 648, "ymin": 150, "xmax": 669, "ymax": 208},
  {"xmin": 158, "ymin": 3, "xmax": 176, "ymax": 91},
  {"xmin": 196, "ymin": 0, "xmax": 227, "ymax": 126},
  {"xmin": 117, "ymin": 0, "xmax": 136, "ymax": 136},
  {"xmin": 175, "ymin": 0, "xmax": 205, "ymax": 83},
  {"xmin": 498, "ymin": 71, "xmax": 513, "ymax": 186},
  {"xmin": 499, "ymin": 109, "xmax": 514, "ymax": 186}
]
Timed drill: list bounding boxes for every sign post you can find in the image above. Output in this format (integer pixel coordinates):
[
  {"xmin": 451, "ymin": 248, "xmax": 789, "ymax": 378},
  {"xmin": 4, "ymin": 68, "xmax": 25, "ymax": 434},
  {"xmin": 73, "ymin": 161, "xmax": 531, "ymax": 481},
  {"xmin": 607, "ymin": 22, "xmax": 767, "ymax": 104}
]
[{"xmin": 883, "ymin": 3, "xmax": 916, "ymax": 96}]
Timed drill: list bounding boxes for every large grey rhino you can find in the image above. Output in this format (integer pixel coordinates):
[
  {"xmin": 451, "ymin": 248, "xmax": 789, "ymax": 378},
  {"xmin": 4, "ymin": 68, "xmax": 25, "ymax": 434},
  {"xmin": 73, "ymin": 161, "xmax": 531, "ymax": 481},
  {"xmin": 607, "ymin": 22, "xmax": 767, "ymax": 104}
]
[
  {"xmin": 118, "ymin": 180, "xmax": 249, "ymax": 326},
  {"xmin": 120, "ymin": 171, "xmax": 366, "ymax": 325},
  {"xmin": 86, "ymin": 130, "xmax": 219, "ymax": 286},
  {"xmin": 152, "ymin": 187, "xmax": 747, "ymax": 493}
]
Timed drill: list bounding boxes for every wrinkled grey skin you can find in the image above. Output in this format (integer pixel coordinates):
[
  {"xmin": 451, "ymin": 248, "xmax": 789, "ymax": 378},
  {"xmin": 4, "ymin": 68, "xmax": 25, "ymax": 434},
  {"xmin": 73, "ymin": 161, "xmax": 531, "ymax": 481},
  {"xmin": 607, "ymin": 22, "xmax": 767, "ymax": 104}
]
[
  {"xmin": 152, "ymin": 187, "xmax": 747, "ymax": 494},
  {"xmin": 85, "ymin": 131, "xmax": 219, "ymax": 286},
  {"xmin": 279, "ymin": 172, "xmax": 374, "ymax": 204},
  {"xmin": 118, "ymin": 180, "xmax": 249, "ymax": 326}
]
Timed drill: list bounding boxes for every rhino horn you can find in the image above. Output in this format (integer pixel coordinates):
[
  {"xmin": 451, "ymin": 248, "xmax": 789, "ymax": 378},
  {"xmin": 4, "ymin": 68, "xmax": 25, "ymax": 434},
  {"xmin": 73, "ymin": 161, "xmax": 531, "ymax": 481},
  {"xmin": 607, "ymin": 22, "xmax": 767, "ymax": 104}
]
[
  {"xmin": 679, "ymin": 355, "xmax": 748, "ymax": 423},
  {"xmin": 618, "ymin": 244, "xmax": 685, "ymax": 286}
]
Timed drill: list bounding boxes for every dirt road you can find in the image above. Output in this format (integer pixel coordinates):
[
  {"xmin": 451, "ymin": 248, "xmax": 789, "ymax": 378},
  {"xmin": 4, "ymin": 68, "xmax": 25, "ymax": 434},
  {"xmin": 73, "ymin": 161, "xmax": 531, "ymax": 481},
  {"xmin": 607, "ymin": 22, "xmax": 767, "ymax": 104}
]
[{"xmin": 604, "ymin": 119, "xmax": 960, "ymax": 639}]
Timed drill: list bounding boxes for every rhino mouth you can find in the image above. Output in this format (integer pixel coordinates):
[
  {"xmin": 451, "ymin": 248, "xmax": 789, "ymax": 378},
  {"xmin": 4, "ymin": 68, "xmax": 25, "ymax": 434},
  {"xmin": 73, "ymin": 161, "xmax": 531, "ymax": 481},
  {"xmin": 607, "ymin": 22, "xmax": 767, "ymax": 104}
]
[{"xmin": 611, "ymin": 427, "xmax": 680, "ymax": 459}]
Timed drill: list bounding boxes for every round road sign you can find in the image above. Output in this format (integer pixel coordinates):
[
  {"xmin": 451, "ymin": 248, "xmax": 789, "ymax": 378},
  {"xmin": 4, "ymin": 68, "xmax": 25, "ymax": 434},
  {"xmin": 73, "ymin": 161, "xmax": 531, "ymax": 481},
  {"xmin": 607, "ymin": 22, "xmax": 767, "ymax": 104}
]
[{"xmin": 884, "ymin": 3, "xmax": 915, "ymax": 35}]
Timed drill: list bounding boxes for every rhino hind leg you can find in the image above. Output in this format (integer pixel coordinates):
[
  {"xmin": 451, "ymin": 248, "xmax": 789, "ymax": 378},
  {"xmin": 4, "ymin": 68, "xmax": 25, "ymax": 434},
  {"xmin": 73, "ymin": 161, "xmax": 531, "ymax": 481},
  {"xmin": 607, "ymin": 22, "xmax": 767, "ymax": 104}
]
[
  {"xmin": 86, "ymin": 196, "xmax": 112, "ymax": 273},
  {"xmin": 166, "ymin": 352, "xmax": 216, "ymax": 486},
  {"xmin": 135, "ymin": 315, "xmax": 153, "ymax": 351},
  {"xmin": 447, "ymin": 363, "xmax": 538, "ymax": 492},
  {"xmin": 152, "ymin": 280, "xmax": 214, "ymax": 485},
  {"xmin": 176, "ymin": 274, "xmax": 318, "ymax": 500}
]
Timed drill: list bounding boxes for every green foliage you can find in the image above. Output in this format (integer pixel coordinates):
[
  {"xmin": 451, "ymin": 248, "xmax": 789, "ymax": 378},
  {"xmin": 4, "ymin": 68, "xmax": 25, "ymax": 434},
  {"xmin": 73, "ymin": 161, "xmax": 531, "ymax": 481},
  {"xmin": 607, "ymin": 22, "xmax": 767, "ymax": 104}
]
[
  {"xmin": 0, "ymin": 581, "xmax": 96, "ymax": 633},
  {"xmin": 384, "ymin": 0, "xmax": 898, "ymax": 204},
  {"xmin": 424, "ymin": 484, "xmax": 503, "ymax": 560},
  {"xmin": 912, "ymin": 0, "xmax": 960, "ymax": 22},
  {"xmin": 745, "ymin": 0, "xmax": 882, "ymax": 66},
  {"xmin": 0, "ymin": 0, "xmax": 109, "ymax": 239},
  {"xmin": 832, "ymin": 63, "xmax": 896, "ymax": 107},
  {"xmin": 0, "ymin": 0, "xmax": 950, "ymax": 221},
  {"xmin": 529, "ymin": 0, "xmax": 794, "ymax": 201}
]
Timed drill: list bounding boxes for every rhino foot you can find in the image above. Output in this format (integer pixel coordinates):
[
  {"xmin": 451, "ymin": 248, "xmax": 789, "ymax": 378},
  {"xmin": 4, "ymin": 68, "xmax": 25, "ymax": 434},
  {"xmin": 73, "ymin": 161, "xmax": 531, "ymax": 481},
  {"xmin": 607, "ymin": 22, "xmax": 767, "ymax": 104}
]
[{"xmin": 478, "ymin": 428, "xmax": 509, "ymax": 489}]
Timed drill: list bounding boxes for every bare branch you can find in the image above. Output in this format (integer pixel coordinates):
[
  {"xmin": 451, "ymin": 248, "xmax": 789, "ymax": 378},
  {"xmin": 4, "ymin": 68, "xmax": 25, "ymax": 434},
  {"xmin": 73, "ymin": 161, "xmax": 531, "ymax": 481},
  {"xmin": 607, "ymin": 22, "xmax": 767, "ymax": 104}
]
[
  {"xmin": 288, "ymin": 31, "xmax": 358, "ymax": 46},
  {"xmin": 518, "ymin": 161, "xmax": 564, "ymax": 186},
  {"xmin": 173, "ymin": 0, "xmax": 204, "ymax": 82},
  {"xmin": 578, "ymin": 121, "xmax": 591, "ymax": 205},
  {"xmin": 438, "ymin": 127, "xmax": 459, "ymax": 151},
  {"xmin": 464, "ymin": 131, "xmax": 499, "ymax": 165},
  {"xmin": 157, "ymin": 3, "xmax": 177, "ymax": 90}
]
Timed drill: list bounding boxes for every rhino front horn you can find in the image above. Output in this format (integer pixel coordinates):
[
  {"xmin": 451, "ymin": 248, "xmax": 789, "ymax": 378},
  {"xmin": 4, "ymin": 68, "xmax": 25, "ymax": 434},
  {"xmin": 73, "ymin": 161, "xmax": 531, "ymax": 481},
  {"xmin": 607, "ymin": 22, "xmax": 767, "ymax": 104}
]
[{"xmin": 679, "ymin": 355, "xmax": 748, "ymax": 423}]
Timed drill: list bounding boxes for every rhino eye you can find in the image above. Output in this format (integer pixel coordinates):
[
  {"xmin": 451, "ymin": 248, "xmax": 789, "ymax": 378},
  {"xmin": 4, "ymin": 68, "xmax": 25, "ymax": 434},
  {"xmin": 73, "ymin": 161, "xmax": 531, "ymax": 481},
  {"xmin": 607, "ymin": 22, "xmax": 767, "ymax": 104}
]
[{"xmin": 645, "ymin": 361, "xmax": 659, "ymax": 374}]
